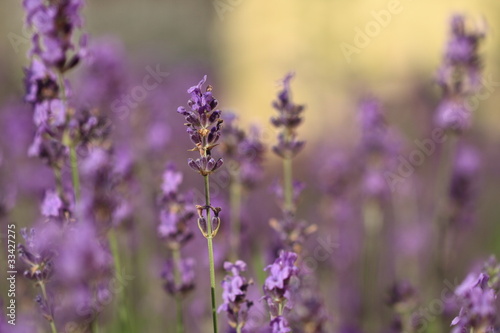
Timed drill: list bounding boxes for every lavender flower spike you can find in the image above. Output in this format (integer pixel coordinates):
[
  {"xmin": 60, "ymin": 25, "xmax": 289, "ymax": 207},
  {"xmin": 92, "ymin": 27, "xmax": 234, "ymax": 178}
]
[
  {"xmin": 263, "ymin": 251, "xmax": 299, "ymax": 333},
  {"xmin": 177, "ymin": 76, "xmax": 224, "ymax": 333},
  {"xmin": 218, "ymin": 260, "xmax": 253, "ymax": 332}
]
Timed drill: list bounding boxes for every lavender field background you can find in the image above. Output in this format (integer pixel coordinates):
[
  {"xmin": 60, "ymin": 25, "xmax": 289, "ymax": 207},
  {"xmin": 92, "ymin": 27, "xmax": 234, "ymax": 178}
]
[{"xmin": 1, "ymin": 0, "xmax": 500, "ymax": 332}]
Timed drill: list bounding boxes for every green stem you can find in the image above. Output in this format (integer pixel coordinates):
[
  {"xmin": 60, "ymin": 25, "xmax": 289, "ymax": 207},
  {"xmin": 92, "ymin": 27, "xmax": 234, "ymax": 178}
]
[
  {"xmin": 108, "ymin": 229, "xmax": 130, "ymax": 332},
  {"xmin": 229, "ymin": 170, "xmax": 242, "ymax": 262},
  {"xmin": 70, "ymin": 145, "xmax": 80, "ymax": 202},
  {"xmin": 39, "ymin": 280, "xmax": 58, "ymax": 333},
  {"xmin": 283, "ymin": 157, "xmax": 293, "ymax": 212},
  {"xmin": 57, "ymin": 73, "xmax": 80, "ymax": 203},
  {"xmin": 172, "ymin": 248, "xmax": 184, "ymax": 333},
  {"xmin": 431, "ymin": 134, "xmax": 458, "ymax": 332},
  {"xmin": 204, "ymin": 175, "xmax": 218, "ymax": 333}
]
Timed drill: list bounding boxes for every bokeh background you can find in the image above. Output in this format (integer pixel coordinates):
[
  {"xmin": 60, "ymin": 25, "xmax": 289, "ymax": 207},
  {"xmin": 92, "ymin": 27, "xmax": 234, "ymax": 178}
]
[{"xmin": 1, "ymin": 0, "xmax": 500, "ymax": 332}]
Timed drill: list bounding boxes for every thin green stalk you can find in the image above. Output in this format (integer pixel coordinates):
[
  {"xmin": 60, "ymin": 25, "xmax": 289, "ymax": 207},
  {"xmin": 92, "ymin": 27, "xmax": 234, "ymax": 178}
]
[
  {"xmin": 229, "ymin": 170, "xmax": 242, "ymax": 262},
  {"xmin": 283, "ymin": 157, "xmax": 293, "ymax": 212},
  {"xmin": 57, "ymin": 73, "xmax": 81, "ymax": 202},
  {"xmin": 361, "ymin": 200, "xmax": 383, "ymax": 332},
  {"xmin": 431, "ymin": 134, "xmax": 458, "ymax": 332},
  {"xmin": 108, "ymin": 229, "xmax": 130, "ymax": 333},
  {"xmin": 39, "ymin": 280, "xmax": 58, "ymax": 333},
  {"xmin": 172, "ymin": 247, "xmax": 184, "ymax": 333},
  {"xmin": 69, "ymin": 145, "xmax": 80, "ymax": 202},
  {"xmin": 203, "ymin": 175, "xmax": 218, "ymax": 333}
]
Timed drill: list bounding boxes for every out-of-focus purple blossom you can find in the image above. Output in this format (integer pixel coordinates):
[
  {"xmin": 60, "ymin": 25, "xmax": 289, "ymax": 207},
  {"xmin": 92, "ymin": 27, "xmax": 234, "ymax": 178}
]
[
  {"xmin": 271, "ymin": 73, "xmax": 305, "ymax": 159},
  {"xmin": 270, "ymin": 316, "xmax": 292, "ymax": 333},
  {"xmin": 23, "ymin": 0, "xmax": 85, "ymax": 70},
  {"xmin": 448, "ymin": 145, "xmax": 480, "ymax": 226},
  {"xmin": 218, "ymin": 260, "xmax": 253, "ymax": 331},
  {"xmin": 41, "ymin": 190, "xmax": 63, "ymax": 217},
  {"xmin": 435, "ymin": 15, "xmax": 486, "ymax": 133},
  {"xmin": 269, "ymin": 212, "xmax": 317, "ymax": 254},
  {"xmin": 157, "ymin": 164, "xmax": 194, "ymax": 247},
  {"xmin": 76, "ymin": 37, "xmax": 129, "ymax": 112},
  {"xmin": 161, "ymin": 258, "xmax": 195, "ymax": 296},
  {"xmin": 222, "ymin": 113, "xmax": 266, "ymax": 188},
  {"xmin": 263, "ymin": 251, "xmax": 299, "ymax": 316},
  {"xmin": 55, "ymin": 222, "xmax": 112, "ymax": 283},
  {"xmin": 451, "ymin": 258, "xmax": 499, "ymax": 332},
  {"xmin": 270, "ymin": 180, "xmax": 305, "ymax": 208}
]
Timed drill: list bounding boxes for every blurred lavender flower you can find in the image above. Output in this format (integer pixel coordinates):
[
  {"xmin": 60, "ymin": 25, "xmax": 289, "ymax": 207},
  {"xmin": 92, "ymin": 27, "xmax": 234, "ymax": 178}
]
[
  {"xmin": 448, "ymin": 145, "xmax": 480, "ymax": 226},
  {"xmin": 271, "ymin": 73, "xmax": 305, "ymax": 159},
  {"xmin": 451, "ymin": 257, "xmax": 499, "ymax": 332},
  {"xmin": 23, "ymin": 0, "xmax": 86, "ymax": 70},
  {"xmin": 263, "ymin": 251, "xmax": 299, "ymax": 332},
  {"xmin": 435, "ymin": 14, "xmax": 486, "ymax": 133},
  {"xmin": 218, "ymin": 260, "xmax": 253, "ymax": 331},
  {"xmin": 222, "ymin": 112, "xmax": 265, "ymax": 188},
  {"xmin": 161, "ymin": 258, "xmax": 196, "ymax": 296},
  {"xmin": 157, "ymin": 164, "xmax": 194, "ymax": 248}
]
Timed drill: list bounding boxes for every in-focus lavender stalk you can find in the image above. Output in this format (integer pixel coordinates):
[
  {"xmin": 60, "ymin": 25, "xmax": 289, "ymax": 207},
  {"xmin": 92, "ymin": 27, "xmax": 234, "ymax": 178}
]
[
  {"xmin": 221, "ymin": 113, "xmax": 265, "ymax": 261},
  {"xmin": 218, "ymin": 260, "xmax": 253, "ymax": 333},
  {"xmin": 157, "ymin": 164, "xmax": 195, "ymax": 333},
  {"xmin": 263, "ymin": 251, "xmax": 299, "ymax": 333},
  {"xmin": 177, "ymin": 75, "xmax": 224, "ymax": 333}
]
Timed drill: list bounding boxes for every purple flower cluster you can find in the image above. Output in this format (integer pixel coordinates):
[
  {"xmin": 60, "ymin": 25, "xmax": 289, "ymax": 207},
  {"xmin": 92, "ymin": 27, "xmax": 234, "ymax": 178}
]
[
  {"xmin": 435, "ymin": 14, "xmax": 486, "ymax": 132},
  {"xmin": 271, "ymin": 73, "xmax": 305, "ymax": 159},
  {"xmin": 158, "ymin": 164, "xmax": 196, "ymax": 296},
  {"xmin": 263, "ymin": 251, "xmax": 299, "ymax": 332},
  {"xmin": 218, "ymin": 260, "xmax": 253, "ymax": 331},
  {"xmin": 222, "ymin": 113, "xmax": 266, "ymax": 188},
  {"xmin": 451, "ymin": 257, "xmax": 499, "ymax": 332},
  {"xmin": 178, "ymin": 75, "xmax": 224, "ymax": 164}
]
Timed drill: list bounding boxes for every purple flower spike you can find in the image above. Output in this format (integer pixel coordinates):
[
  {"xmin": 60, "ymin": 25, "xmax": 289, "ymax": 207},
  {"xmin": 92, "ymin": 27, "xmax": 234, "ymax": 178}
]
[
  {"xmin": 177, "ymin": 75, "xmax": 223, "ymax": 156},
  {"xmin": 218, "ymin": 260, "xmax": 253, "ymax": 331},
  {"xmin": 271, "ymin": 73, "xmax": 305, "ymax": 159}
]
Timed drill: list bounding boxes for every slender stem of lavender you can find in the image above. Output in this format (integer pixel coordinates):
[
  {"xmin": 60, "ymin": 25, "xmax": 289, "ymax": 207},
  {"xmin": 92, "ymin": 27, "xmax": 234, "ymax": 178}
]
[
  {"xmin": 53, "ymin": 166, "xmax": 64, "ymax": 198},
  {"xmin": 229, "ymin": 170, "xmax": 242, "ymax": 261},
  {"xmin": 278, "ymin": 301, "xmax": 284, "ymax": 316},
  {"xmin": 172, "ymin": 247, "xmax": 184, "ymax": 333},
  {"xmin": 431, "ymin": 134, "xmax": 457, "ymax": 331},
  {"xmin": 39, "ymin": 280, "xmax": 58, "ymax": 333},
  {"xmin": 283, "ymin": 157, "xmax": 293, "ymax": 212},
  {"xmin": 236, "ymin": 325, "xmax": 242, "ymax": 333},
  {"xmin": 57, "ymin": 73, "xmax": 81, "ymax": 202},
  {"xmin": 108, "ymin": 229, "xmax": 130, "ymax": 332},
  {"xmin": 203, "ymin": 174, "xmax": 218, "ymax": 333},
  {"xmin": 69, "ymin": 145, "xmax": 80, "ymax": 202}
]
